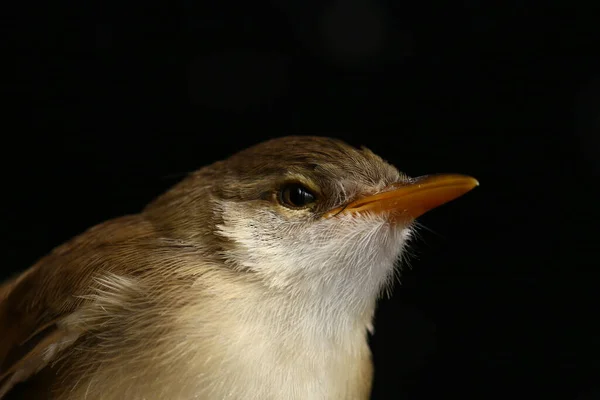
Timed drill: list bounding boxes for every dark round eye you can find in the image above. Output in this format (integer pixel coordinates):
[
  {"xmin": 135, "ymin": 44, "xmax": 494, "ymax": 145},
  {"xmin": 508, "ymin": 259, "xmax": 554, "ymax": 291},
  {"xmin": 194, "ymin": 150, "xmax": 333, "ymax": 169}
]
[{"xmin": 279, "ymin": 184, "xmax": 316, "ymax": 208}]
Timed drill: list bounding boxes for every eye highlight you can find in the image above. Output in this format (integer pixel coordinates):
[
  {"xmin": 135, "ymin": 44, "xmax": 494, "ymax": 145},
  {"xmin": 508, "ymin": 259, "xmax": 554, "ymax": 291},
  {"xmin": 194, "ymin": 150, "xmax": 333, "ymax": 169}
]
[{"xmin": 278, "ymin": 184, "xmax": 317, "ymax": 208}]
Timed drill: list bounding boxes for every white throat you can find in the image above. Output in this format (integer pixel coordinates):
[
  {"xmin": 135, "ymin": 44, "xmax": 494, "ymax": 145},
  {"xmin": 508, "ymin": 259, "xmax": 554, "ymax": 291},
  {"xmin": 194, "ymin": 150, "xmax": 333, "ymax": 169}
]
[{"xmin": 216, "ymin": 202, "xmax": 413, "ymax": 338}]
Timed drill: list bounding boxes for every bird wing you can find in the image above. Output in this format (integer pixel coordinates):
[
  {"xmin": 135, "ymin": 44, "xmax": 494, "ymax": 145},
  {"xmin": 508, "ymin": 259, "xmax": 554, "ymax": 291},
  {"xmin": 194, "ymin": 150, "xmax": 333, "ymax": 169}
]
[
  {"xmin": 0, "ymin": 216, "xmax": 157, "ymax": 398},
  {"xmin": 0, "ymin": 260, "xmax": 87, "ymax": 398}
]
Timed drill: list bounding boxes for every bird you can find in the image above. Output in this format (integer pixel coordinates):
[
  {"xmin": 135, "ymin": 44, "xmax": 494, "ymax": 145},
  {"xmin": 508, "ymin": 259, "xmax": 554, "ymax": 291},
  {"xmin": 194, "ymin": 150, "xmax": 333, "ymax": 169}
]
[{"xmin": 0, "ymin": 136, "xmax": 478, "ymax": 400}]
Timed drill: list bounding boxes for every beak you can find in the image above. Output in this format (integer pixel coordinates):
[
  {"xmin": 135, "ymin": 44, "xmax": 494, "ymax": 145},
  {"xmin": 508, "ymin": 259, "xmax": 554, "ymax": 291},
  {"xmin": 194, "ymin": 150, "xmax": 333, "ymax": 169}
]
[{"xmin": 323, "ymin": 174, "xmax": 479, "ymax": 223}]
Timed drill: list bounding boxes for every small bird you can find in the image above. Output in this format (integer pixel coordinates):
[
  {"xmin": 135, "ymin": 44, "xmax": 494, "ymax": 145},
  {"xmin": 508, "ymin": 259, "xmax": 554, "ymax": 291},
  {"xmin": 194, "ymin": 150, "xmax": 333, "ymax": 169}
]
[{"xmin": 0, "ymin": 136, "xmax": 478, "ymax": 400}]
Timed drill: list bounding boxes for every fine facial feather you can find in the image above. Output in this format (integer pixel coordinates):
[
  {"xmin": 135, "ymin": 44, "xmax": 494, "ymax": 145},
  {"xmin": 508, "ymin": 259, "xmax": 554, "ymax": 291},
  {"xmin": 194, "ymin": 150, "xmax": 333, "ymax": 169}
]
[{"xmin": 0, "ymin": 136, "xmax": 415, "ymax": 399}]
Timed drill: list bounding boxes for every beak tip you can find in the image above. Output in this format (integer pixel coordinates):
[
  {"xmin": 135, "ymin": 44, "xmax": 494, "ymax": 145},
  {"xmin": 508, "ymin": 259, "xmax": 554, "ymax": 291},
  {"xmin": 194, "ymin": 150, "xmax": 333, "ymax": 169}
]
[{"xmin": 455, "ymin": 175, "xmax": 479, "ymax": 191}]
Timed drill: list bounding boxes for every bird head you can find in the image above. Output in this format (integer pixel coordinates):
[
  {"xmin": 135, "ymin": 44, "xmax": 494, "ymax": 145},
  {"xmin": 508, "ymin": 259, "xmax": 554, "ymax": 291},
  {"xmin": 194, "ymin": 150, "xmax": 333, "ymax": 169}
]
[{"xmin": 145, "ymin": 136, "xmax": 477, "ymax": 312}]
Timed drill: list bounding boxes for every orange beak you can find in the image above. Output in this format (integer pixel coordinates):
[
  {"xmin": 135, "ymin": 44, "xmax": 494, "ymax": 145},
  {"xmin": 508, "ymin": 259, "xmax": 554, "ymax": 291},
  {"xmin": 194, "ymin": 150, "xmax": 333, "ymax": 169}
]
[{"xmin": 323, "ymin": 174, "xmax": 479, "ymax": 223}]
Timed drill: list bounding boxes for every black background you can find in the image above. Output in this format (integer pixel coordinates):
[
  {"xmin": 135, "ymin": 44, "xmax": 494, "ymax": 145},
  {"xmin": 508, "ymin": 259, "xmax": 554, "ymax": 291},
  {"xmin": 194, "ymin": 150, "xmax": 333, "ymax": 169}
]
[{"xmin": 2, "ymin": 1, "xmax": 600, "ymax": 399}]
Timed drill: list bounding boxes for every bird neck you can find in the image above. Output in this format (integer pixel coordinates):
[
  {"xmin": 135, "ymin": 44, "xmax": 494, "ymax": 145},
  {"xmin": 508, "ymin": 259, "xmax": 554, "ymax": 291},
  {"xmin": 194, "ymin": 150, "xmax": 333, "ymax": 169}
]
[{"xmin": 196, "ymin": 265, "xmax": 377, "ymax": 349}]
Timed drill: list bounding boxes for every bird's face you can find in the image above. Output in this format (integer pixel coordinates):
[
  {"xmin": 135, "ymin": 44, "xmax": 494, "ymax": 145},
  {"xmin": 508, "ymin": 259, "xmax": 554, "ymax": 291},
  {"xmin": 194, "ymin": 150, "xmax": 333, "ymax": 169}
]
[
  {"xmin": 215, "ymin": 145, "xmax": 408, "ymax": 297},
  {"xmin": 206, "ymin": 137, "xmax": 477, "ymax": 302}
]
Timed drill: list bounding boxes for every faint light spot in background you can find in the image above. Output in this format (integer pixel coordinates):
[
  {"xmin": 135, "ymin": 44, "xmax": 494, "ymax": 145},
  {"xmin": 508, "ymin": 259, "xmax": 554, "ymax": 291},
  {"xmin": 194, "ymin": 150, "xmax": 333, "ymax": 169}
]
[
  {"xmin": 575, "ymin": 75, "xmax": 600, "ymax": 171},
  {"xmin": 320, "ymin": 0, "xmax": 385, "ymax": 62},
  {"xmin": 187, "ymin": 50, "xmax": 289, "ymax": 111},
  {"xmin": 268, "ymin": 0, "xmax": 413, "ymax": 68},
  {"xmin": 319, "ymin": 1, "xmax": 386, "ymax": 65}
]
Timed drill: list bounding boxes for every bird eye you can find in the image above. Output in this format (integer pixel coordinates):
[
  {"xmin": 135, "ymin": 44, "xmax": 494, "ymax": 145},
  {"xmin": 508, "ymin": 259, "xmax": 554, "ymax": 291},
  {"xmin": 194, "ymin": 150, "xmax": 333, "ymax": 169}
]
[{"xmin": 278, "ymin": 184, "xmax": 316, "ymax": 208}]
